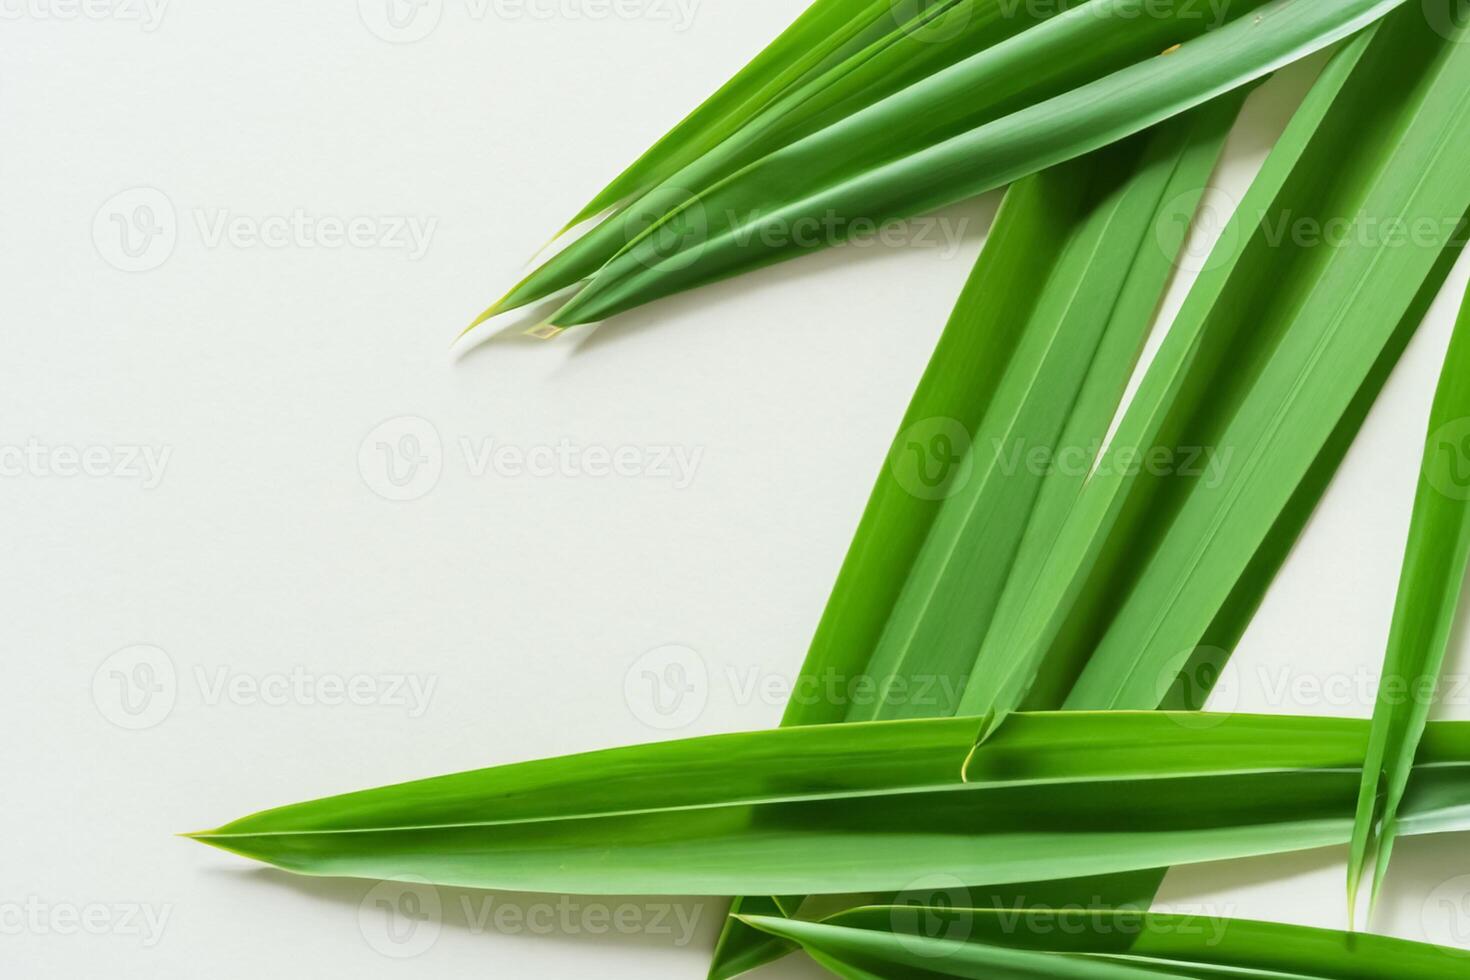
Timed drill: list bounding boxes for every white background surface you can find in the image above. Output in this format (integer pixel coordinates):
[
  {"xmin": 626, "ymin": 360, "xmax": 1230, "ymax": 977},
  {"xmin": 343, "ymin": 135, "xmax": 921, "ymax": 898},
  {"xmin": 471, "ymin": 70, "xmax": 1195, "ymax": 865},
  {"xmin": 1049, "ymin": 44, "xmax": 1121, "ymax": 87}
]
[{"xmin": 4, "ymin": 2, "xmax": 1470, "ymax": 976}]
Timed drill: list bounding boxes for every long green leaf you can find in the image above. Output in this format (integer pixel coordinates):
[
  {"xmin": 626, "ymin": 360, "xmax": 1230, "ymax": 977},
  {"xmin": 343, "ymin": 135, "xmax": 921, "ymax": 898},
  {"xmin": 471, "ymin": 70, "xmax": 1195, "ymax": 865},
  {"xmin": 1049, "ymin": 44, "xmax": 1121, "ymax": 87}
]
[
  {"xmin": 544, "ymin": 0, "xmax": 1405, "ymax": 327},
  {"xmin": 854, "ymin": 98, "xmax": 1245, "ymax": 723},
  {"xmin": 961, "ymin": 3, "xmax": 1470, "ymax": 732},
  {"xmin": 188, "ymin": 712, "xmax": 1470, "ymax": 896},
  {"xmin": 488, "ymin": 0, "xmax": 1056, "ymax": 324},
  {"xmin": 487, "ymin": 0, "xmax": 1244, "ymax": 325},
  {"xmin": 559, "ymin": 0, "xmax": 899, "ymax": 229},
  {"xmin": 1349, "ymin": 277, "xmax": 1470, "ymax": 919},
  {"xmin": 743, "ymin": 907, "xmax": 1470, "ymax": 979},
  {"xmin": 709, "ymin": 99, "xmax": 1244, "ymax": 977}
]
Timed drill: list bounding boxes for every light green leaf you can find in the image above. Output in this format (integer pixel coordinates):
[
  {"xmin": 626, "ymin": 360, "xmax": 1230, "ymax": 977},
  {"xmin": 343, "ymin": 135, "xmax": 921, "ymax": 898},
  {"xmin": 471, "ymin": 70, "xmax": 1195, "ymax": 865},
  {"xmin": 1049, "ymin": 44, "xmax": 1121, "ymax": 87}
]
[
  {"xmin": 961, "ymin": 3, "xmax": 1470, "ymax": 733},
  {"xmin": 743, "ymin": 907, "xmax": 1470, "ymax": 978},
  {"xmin": 709, "ymin": 98, "xmax": 1244, "ymax": 977},
  {"xmin": 546, "ymin": 0, "xmax": 1405, "ymax": 327},
  {"xmin": 1349, "ymin": 277, "xmax": 1470, "ymax": 920},
  {"xmin": 188, "ymin": 712, "xmax": 1470, "ymax": 897}
]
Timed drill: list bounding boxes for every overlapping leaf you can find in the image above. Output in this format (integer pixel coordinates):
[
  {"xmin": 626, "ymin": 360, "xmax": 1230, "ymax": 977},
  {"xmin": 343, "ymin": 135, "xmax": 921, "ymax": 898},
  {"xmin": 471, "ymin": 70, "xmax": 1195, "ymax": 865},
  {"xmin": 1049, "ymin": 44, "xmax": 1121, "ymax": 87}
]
[
  {"xmin": 189, "ymin": 712, "xmax": 1470, "ymax": 897},
  {"xmin": 1349, "ymin": 278, "xmax": 1470, "ymax": 919},
  {"xmin": 709, "ymin": 99, "xmax": 1245, "ymax": 976},
  {"xmin": 961, "ymin": 3, "xmax": 1470, "ymax": 732},
  {"xmin": 744, "ymin": 907, "xmax": 1470, "ymax": 979},
  {"xmin": 538, "ymin": 0, "xmax": 1404, "ymax": 328}
]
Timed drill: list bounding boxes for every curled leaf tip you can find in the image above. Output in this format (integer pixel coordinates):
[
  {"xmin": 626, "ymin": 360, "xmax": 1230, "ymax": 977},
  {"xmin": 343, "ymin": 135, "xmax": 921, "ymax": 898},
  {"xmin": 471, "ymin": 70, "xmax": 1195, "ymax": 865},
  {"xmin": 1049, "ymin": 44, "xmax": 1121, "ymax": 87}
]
[{"xmin": 960, "ymin": 711, "xmax": 999, "ymax": 783}]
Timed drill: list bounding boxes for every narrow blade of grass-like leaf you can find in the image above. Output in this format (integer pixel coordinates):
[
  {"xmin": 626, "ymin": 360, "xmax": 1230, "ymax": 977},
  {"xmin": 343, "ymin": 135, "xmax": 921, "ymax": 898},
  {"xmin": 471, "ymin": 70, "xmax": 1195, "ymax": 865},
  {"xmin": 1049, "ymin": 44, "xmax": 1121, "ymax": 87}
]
[
  {"xmin": 743, "ymin": 908, "xmax": 1470, "ymax": 979},
  {"xmin": 547, "ymin": 0, "xmax": 1404, "ymax": 326},
  {"xmin": 560, "ymin": 0, "xmax": 899, "ymax": 229},
  {"xmin": 709, "ymin": 99, "xmax": 1243, "ymax": 977},
  {"xmin": 486, "ymin": 0, "xmax": 1242, "ymax": 324},
  {"xmin": 188, "ymin": 712, "xmax": 1470, "ymax": 897},
  {"xmin": 1349, "ymin": 277, "xmax": 1470, "ymax": 920},
  {"xmin": 961, "ymin": 4, "xmax": 1470, "ymax": 734},
  {"xmin": 853, "ymin": 97, "xmax": 1245, "ymax": 722}
]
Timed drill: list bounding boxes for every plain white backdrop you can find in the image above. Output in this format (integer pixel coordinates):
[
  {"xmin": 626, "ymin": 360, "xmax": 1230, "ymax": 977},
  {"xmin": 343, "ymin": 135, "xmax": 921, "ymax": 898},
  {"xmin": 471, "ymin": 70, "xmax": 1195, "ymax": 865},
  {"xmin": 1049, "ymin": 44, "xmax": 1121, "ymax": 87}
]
[{"xmin": 4, "ymin": 2, "xmax": 1470, "ymax": 976}]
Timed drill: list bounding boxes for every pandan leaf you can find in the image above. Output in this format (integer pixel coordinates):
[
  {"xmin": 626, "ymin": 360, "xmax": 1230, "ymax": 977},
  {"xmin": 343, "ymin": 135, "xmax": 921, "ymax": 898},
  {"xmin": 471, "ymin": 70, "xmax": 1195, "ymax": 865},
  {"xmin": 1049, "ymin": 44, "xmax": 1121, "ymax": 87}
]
[
  {"xmin": 188, "ymin": 712, "xmax": 1470, "ymax": 897},
  {"xmin": 1349, "ymin": 277, "xmax": 1470, "ymax": 921},
  {"xmin": 543, "ymin": 0, "xmax": 1405, "ymax": 327},
  {"xmin": 743, "ymin": 906, "xmax": 1470, "ymax": 978}
]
